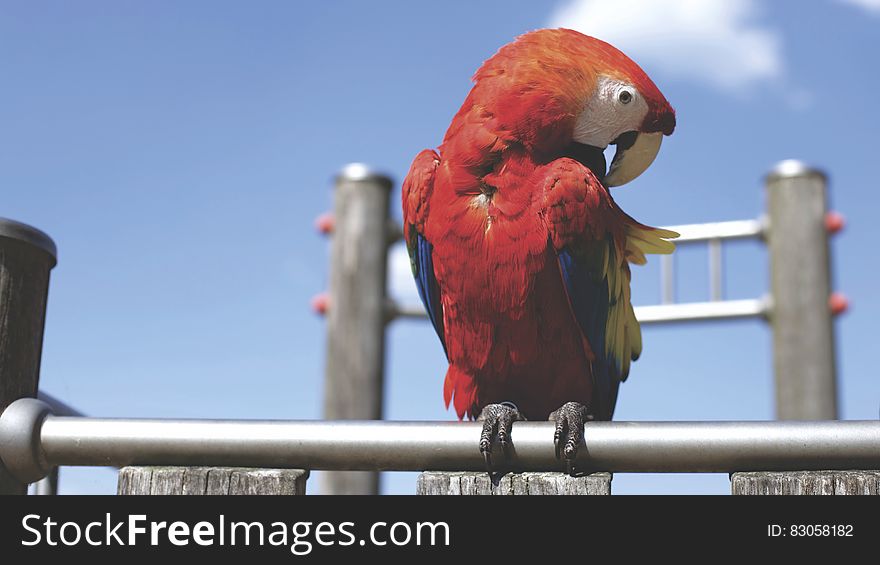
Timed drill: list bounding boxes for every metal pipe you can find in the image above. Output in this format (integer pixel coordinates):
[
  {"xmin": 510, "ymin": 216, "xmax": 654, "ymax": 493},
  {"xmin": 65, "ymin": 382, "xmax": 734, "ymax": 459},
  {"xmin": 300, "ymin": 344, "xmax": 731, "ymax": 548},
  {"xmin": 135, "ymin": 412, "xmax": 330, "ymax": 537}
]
[
  {"xmin": 2, "ymin": 399, "xmax": 878, "ymax": 481},
  {"xmin": 32, "ymin": 468, "xmax": 58, "ymax": 495},
  {"xmin": 708, "ymin": 238, "xmax": 722, "ymax": 301},
  {"xmin": 660, "ymin": 254, "xmax": 674, "ymax": 304},
  {"xmin": 38, "ymin": 391, "xmax": 85, "ymax": 417},
  {"xmin": 28, "ymin": 394, "xmax": 82, "ymax": 495},
  {"xmin": 389, "ymin": 217, "xmax": 766, "ymax": 321},
  {"xmin": 665, "ymin": 219, "xmax": 765, "ymax": 244},
  {"xmin": 387, "ymin": 218, "xmax": 764, "ymax": 247},
  {"xmin": 634, "ymin": 298, "xmax": 769, "ymax": 325},
  {"xmin": 392, "ymin": 298, "xmax": 769, "ymax": 325}
]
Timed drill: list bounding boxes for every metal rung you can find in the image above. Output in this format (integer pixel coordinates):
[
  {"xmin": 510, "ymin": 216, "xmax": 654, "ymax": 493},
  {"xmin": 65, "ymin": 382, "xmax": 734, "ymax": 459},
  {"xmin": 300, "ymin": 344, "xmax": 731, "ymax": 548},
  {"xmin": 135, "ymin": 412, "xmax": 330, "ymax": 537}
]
[
  {"xmin": 391, "ymin": 298, "xmax": 769, "ymax": 325},
  {"xmin": 709, "ymin": 238, "xmax": 723, "ymax": 301},
  {"xmin": 655, "ymin": 219, "xmax": 765, "ymax": 307},
  {"xmin": 665, "ymin": 219, "xmax": 765, "ymax": 244},
  {"xmin": 38, "ymin": 391, "xmax": 85, "ymax": 417},
  {"xmin": 634, "ymin": 298, "xmax": 769, "ymax": 325},
  {"xmin": 661, "ymin": 254, "xmax": 675, "ymax": 304}
]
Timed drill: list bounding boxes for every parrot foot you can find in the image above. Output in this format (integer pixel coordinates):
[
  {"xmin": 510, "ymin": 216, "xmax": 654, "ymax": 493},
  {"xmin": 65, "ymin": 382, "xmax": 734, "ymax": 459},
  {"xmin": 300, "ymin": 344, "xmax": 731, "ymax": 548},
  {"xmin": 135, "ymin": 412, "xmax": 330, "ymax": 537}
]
[
  {"xmin": 550, "ymin": 402, "xmax": 593, "ymax": 476},
  {"xmin": 477, "ymin": 402, "xmax": 523, "ymax": 476}
]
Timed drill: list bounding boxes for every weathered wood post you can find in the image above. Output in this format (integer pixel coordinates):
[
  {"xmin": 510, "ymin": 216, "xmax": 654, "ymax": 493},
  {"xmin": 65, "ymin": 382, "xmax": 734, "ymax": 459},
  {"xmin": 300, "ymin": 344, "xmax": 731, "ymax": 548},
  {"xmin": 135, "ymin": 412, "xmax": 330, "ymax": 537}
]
[
  {"xmin": 732, "ymin": 471, "xmax": 880, "ymax": 495},
  {"xmin": 417, "ymin": 472, "xmax": 611, "ymax": 495},
  {"xmin": 118, "ymin": 467, "xmax": 309, "ymax": 495},
  {"xmin": 0, "ymin": 218, "xmax": 57, "ymax": 494},
  {"xmin": 323, "ymin": 164, "xmax": 394, "ymax": 494},
  {"xmin": 729, "ymin": 162, "xmax": 854, "ymax": 496},
  {"xmin": 766, "ymin": 160, "xmax": 837, "ymax": 420}
]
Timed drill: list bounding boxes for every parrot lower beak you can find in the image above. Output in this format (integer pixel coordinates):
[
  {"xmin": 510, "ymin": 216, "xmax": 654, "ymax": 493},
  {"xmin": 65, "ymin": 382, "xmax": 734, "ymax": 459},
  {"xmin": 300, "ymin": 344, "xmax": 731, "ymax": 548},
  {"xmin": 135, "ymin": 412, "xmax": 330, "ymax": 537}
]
[{"xmin": 605, "ymin": 131, "xmax": 663, "ymax": 187}]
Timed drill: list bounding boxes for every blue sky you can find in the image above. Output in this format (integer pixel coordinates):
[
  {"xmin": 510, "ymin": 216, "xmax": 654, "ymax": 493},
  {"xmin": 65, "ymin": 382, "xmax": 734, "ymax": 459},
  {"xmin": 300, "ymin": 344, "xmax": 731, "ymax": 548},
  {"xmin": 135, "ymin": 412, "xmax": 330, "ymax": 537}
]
[{"xmin": 2, "ymin": 0, "xmax": 878, "ymax": 494}]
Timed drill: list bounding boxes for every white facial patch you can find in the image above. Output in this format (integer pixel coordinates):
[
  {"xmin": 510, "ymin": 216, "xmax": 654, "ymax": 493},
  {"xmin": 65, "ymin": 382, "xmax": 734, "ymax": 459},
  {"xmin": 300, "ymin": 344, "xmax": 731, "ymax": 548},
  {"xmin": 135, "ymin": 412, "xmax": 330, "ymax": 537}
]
[{"xmin": 572, "ymin": 76, "xmax": 649, "ymax": 148}]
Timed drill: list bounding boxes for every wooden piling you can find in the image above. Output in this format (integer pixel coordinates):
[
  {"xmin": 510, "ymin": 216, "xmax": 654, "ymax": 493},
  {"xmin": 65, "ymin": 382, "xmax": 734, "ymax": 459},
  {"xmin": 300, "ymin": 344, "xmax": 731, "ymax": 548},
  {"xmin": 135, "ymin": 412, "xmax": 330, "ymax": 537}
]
[
  {"xmin": 732, "ymin": 471, "xmax": 880, "ymax": 495},
  {"xmin": 117, "ymin": 467, "xmax": 309, "ymax": 495},
  {"xmin": 322, "ymin": 164, "xmax": 393, "ymax": 495},
  {"xmin": 417, "ymin": 472, "xmax": 611, "ymax": 495},
  {"xmin": 0, "ymin": 218, "xmax": 57, "ymax": 495},
  {"xmin": 766, "ymin": 161, "xmax": 838, "ymax": 420}
]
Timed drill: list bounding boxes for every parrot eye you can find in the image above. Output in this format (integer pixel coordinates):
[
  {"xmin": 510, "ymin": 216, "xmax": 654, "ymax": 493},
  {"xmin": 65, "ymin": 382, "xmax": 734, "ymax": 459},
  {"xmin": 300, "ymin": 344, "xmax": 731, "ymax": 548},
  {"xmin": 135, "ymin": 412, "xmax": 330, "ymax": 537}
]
[{"xmin": 618, "ymin": 90, "xmax": 633, "ymax": 104}]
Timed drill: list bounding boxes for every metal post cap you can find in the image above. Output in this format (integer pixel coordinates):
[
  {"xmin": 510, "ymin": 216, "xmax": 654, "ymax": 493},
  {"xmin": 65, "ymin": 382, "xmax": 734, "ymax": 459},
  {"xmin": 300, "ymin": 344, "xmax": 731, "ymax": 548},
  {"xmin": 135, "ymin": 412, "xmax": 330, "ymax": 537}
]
[
  {"xmin": 0, "ymin": 398, "xmax": 53, "ymax": 483},
  {"xmin": 0, "ymin": 218, "xmax": 58, "ymax": 267},
  {"xmin": 335, "ymin": 163, "xmax": 393, "ymax": 189},
  {"xmin": 765, "ymin": 160, "xmax": 827, "ymax": 183}
]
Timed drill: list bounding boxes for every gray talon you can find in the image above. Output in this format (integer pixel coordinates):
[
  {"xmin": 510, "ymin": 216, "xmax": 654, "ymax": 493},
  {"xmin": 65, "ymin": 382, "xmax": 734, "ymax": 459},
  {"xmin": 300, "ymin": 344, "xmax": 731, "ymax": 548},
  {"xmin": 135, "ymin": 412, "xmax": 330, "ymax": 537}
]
[
  {"xmin": 549, "ymin": 401, "xmax": 591, "ymax": 476},
  {"xmin": 477, "ymin": 403, "xmax": 523, "ymax": 475}
]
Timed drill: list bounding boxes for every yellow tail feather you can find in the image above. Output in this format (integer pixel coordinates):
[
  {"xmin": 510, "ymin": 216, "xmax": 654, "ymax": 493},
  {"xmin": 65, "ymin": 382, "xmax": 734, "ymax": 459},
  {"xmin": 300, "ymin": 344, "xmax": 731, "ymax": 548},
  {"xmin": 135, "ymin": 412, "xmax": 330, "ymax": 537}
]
[{"xmin": 625, "ymin": 224, "xmax": 678, "ymax": 265}]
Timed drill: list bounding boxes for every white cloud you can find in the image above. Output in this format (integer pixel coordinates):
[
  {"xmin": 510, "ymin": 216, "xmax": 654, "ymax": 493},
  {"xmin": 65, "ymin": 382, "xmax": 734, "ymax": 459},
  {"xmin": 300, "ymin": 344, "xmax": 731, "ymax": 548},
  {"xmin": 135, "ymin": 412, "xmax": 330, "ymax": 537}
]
[
  {"xmin": 839, "ymin": 0, "xmax": 880, "ymax": 14},
  {"xmin": 547, "ymin": 0, "xmax": 784, "ymax": 93}
]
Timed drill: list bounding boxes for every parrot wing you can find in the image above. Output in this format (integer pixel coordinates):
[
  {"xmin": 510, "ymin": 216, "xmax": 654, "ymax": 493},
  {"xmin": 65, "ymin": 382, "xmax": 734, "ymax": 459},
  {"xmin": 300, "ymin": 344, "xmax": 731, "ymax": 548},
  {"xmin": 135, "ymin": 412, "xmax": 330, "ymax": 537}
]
[
  {"xmin": 401, "ymin": 149, "xmax": 447, "ymax": 357},
  {"xmin": 541, "ymin": 158, "xmax": 677, "ymax": 419}
]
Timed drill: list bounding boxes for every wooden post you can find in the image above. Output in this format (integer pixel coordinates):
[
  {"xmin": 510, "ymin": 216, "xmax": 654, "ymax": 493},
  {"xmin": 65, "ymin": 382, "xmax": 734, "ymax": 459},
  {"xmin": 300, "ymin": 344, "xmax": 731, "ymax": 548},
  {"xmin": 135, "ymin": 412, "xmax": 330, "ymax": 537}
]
[
  {"xmin": 417, "ymin": 472, "xmax": 611, "ymax": 495},
  {"xmin": 323, "ymin": 164, "xmax": 393, "ymax": 495},
  {"xmin": 118, "ymin": 467, "xmax": 309, "ymax": 495},
  {"xmin": 0, "ymin": 218, "xmax": 57, "ymax": 495},
  {"xmin": 766, "ymin": 161, "xmax": 837, "ymax": 420},
  {"xmin": 731, "ymin": 471, "xmax": 880, "ymax": 495}
]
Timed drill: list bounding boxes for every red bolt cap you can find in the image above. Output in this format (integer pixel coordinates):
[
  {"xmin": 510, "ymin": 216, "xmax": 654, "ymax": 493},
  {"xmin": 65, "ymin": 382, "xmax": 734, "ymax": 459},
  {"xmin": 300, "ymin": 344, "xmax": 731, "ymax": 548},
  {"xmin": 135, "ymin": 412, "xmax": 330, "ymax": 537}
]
[
  {"xmin": 825, "ymin": 211, "xmax": 845, "ymax": 235},
  {"xmin": 829, "ymin": 292, "xmax": 849, "ymax": 316},
  {"xmin": 315, "ymin": 213, "xmax": 335, "ymax": 235},
  {"xmin": 311, "ymin": 292, "xmax": 329, "ymax": 315}
]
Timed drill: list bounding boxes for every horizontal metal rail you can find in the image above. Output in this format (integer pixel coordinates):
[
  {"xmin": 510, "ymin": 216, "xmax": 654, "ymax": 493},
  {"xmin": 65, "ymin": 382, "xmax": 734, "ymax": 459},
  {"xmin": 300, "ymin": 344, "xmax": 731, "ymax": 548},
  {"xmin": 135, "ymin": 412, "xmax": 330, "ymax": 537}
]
[
  {"xmin": 663, "ymin": 219, "xmax": 765, "ymax": 244},
  {"xmin": 634, "ymin": 298, "xmax": 770, "ymax": 325},
  {"xmin": 2, "ymin": 399, "xmax": 878, "ymax": 482},
  {"xmin": 393, "ymin": 298, "xmax": 770, "ymax": 325},
  {"xmin": 389, "ymin": 218, "xmax": 769, "ymax": 325},
  {"xmin": 30, "ymin": 393, "xmax": 85, "ymax": 495},
  {"xmin": 655, "ymin": 218, "xmax": 765, "ymax": 309},
  {"xmin": 386, "ymin": 218, "xmax": 765, "ymax": 247}
]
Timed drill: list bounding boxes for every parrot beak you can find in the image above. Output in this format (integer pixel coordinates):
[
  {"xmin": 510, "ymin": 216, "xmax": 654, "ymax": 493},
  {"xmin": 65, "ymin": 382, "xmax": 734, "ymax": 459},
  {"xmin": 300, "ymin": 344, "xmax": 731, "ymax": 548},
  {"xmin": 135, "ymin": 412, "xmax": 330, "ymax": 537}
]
[{"xmin": 604, "ymin": 131, "xmax": 663, "ymax": 187}]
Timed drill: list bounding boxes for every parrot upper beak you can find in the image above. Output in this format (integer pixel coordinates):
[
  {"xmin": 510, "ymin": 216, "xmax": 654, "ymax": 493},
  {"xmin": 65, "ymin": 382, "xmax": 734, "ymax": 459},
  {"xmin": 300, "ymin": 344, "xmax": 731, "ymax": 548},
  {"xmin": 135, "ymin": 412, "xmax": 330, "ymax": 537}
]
[{"xmin": 604, "ymin": 131, "xmax": 663, "ymax": 187}]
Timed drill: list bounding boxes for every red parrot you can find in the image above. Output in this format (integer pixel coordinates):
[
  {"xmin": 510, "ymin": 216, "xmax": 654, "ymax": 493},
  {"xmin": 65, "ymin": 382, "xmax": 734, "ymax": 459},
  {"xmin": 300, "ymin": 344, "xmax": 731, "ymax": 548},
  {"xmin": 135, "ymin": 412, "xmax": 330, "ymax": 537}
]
[{"xmin": 402, "ymin": 28, "xmax": 677, "ymax": 473}]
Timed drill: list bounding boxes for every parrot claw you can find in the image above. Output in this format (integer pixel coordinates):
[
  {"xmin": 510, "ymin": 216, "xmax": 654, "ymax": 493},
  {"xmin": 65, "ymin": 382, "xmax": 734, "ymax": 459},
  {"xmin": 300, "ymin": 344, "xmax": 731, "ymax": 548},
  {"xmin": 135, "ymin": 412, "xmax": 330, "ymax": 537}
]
[
  {"xmin": 477, "ymin": 402, "xmax": 523, "ymax": 476},
  {"xmin": 550, "ymin": 402, "xmax": 592, "ymax": 476}
]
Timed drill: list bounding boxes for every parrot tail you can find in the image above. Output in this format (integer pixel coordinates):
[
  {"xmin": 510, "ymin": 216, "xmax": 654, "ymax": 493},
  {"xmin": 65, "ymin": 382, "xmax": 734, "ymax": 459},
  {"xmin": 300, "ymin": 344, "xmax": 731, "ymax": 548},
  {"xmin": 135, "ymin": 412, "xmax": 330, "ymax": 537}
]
[{"xmin": 444, "ymin": 364, "xmax": 479, "ymax": 420}]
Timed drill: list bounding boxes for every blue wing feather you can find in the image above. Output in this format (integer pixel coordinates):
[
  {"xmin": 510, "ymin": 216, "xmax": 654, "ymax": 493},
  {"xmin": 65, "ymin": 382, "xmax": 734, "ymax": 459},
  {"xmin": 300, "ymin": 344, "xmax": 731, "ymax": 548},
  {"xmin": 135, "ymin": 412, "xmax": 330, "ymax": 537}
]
[
  {"xmin": 411, "ymin": 233, "xmax": 447, "ymax": 357},
  {"xmin": 558, "ymin": 243, "xmax": 619, "ymax": 420}
]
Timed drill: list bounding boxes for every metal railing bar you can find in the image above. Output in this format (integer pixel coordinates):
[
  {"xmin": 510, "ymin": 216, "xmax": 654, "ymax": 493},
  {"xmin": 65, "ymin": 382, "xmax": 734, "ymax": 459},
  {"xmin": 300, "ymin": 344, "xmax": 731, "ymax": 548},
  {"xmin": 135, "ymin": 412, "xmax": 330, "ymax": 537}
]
[
  {"xmin": 38, "ymin": 391, "xmax": 85, "ymax": 417},
  {"xmin": 665, "ymin": 219, "xmax": 765, "ymax": 244},
  {"xmin": 635, "ymin": 298, "xmax": 769, "ymax": 325},
  {"xmin": 660, "ymin": 253, "xmax": 674, "ymax": 304},
  {"xmin": 392, "ymin": 298, "xmax": 770, "ymax": 325},
  {"xmin": 1, "ymin": 400, "xmax": 877, "ymax": 479},
  {"xmin": 709, "ymin": 238, "xmax": 723, "ymax": 301}
]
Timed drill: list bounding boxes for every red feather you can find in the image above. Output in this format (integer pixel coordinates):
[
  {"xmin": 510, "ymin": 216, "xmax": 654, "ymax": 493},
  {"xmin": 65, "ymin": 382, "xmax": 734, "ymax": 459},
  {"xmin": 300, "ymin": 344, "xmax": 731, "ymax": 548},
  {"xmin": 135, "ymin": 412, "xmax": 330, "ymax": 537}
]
[{"xmin": 402, "ymin": 29, "xmax": 676, "ymax": 421}]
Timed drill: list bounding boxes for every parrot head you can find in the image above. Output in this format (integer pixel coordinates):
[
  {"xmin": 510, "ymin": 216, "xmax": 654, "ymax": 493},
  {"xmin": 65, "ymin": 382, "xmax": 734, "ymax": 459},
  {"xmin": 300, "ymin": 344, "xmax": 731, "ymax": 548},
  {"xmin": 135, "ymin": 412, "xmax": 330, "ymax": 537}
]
[{"xmin": 473, "ymin": 28, "xmax": 675, "ymax": 186}]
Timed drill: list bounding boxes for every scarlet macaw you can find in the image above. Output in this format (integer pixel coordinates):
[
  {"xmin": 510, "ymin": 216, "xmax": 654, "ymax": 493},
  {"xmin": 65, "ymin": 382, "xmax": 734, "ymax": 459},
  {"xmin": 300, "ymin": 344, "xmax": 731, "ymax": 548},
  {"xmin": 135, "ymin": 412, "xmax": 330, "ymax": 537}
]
[{"xmin": 402, "ymin": 29, "xmax": 677, "ymax": 473}]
